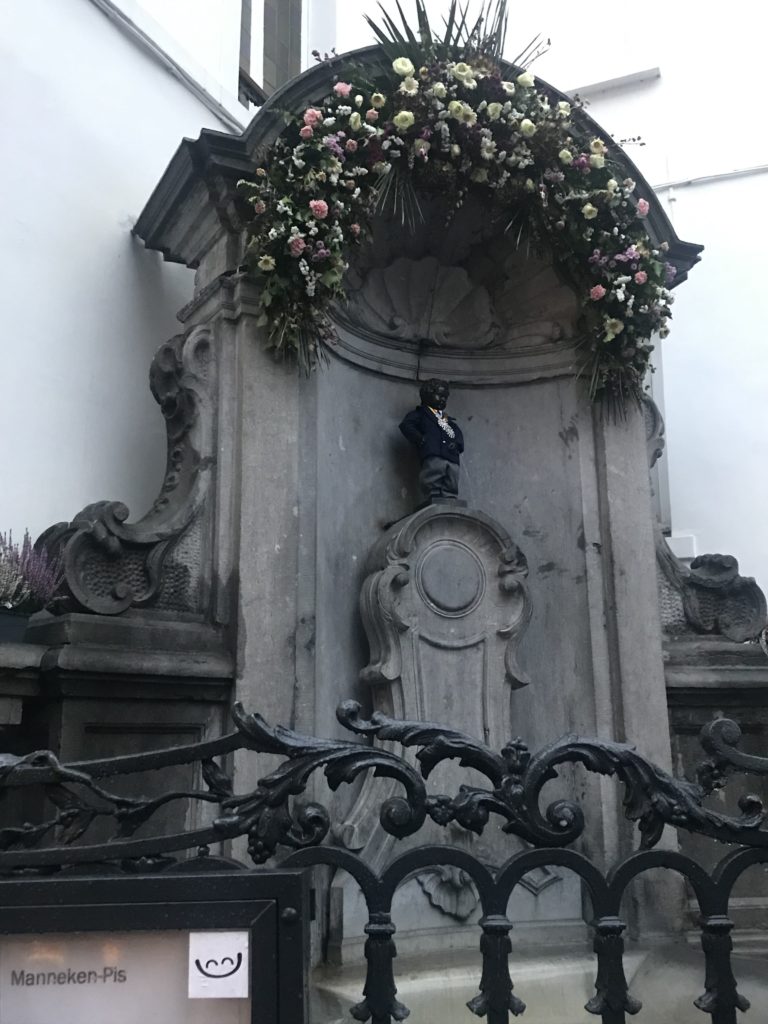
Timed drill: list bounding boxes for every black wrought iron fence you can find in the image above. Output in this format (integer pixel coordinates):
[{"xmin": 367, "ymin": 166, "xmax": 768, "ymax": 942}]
[{"xmin": 0, "ymin": 700, "xmax": 766, "ymax": 1024}]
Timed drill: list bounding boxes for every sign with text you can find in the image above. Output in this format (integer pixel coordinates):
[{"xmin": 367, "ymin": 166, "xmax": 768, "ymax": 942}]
[
  {"xmin": 0, "ymin": 868, "xmax": 308, "ymax": 1024},
  {"xmin": 0, "ymin": 931, "xmax": 251, "ymax": 1024}
]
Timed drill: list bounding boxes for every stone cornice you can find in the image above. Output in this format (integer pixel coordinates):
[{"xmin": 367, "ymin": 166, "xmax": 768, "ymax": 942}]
[{"xmin": 665, "ymin": 636, "xmax": 768, "ymax": 697}]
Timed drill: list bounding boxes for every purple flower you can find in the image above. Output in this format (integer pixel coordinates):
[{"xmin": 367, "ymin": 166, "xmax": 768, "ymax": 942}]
[
  {"xmin": 323, "ymin": 135, "xmax": 345, "ymax": 158},
  {"xmin": 0, "ymin": 530, "xmax": 64, "ymax": 610}
]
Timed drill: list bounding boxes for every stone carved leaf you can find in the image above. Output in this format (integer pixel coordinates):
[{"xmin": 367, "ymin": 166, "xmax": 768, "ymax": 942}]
[{"xmin": 346, "ymin": 256, "xmax": 499, "ymax": 348}]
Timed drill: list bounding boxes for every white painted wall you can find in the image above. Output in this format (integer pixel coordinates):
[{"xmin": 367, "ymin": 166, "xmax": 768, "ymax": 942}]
[
  {"xmin": 107, "ymin": 0, "xmax": 246, "ymax": 120},
  {"xmin": 0, "ymin": 0, "xmax": 240, "ymax": 541},
  {"xmin": 129, "ymin": 0, "xmax": 242, "ymax": 95},
  {"xmin": 335, "ymin": 1, "xmax": 768, "ymax": 596}
]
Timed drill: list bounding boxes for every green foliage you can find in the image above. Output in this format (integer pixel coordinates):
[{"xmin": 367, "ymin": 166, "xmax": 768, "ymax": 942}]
[{"xmin": 364, "ymin": 0, "xmax": 511, "ymax": 64}]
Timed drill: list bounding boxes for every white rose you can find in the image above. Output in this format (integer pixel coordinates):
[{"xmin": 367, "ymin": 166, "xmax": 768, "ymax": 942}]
[
  {"xmin": 354, "ymin": 94, "xmax": 363, "ymax": 107},
  {"xmin": 590, "ymin": 154, "xmax": 605, "ymax": 169},
  {"xmin": 392, "ymin": 57, "xmax": 415, "ymax": 77},
  {"xmin": 452, "ymin": 61, "xmax": 472, "ymax": 81},
  {"xmin": 349, "ymin": 112, "xmax": 362, "ymax": 130},
  {"xmin": 606, "ymin": 178, "xmax": 618, "ymax": 192},
  {"xmin": 558, "ymin": 148, "xmax": 573, "ymax": 165},
  {"xmin": 486, "ymin": 102, "xmax": 503, "ymax": 120},
  {"xmin": 392, "ymin": 110, "xmax": 415, "ymax": 130},
  {"xmin": 501, "ymin": 81, "xmax": 515, "ymax": 96},
  {"xmin": 516, "ymin": 70, "xmax": 535, "ymax": 88},
  {"xmin": 557, "ymin": 101, "xmax": 571, "ymax": 117},
  {"xmin": 431, "ymin": 81, "xmax": 447, "ymax": 98},
  {"xmin": 519, "ymin": 118, "xmax": 536, "ymax": 137},
  {"xmin": 450, "ymin": 144, "xmax": 461, "ymax": 158},
  {"xmin": 590, "ymin": 138, "xmax": 608, "ymax": 155},
  {"xmin": 582, "ymin": 203, "xmax": 599, "ymax": 220},
  {"xmin": 447, "ymin": 100, "xmax": 464, "ymax": 119}
]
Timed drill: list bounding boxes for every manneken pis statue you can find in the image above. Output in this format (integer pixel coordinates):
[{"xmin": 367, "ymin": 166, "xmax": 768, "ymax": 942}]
[{"xmin": 398, "ymin": 378, "xmax": 464, "ymax": 501}]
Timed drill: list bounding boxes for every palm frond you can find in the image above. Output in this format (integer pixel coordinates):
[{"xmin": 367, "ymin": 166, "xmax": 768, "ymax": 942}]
[
  {"xmin": 366, "ymin": 0, "xmax": 510, "ymax": 64},
  {"xmin": 509, "ymin": 32, "xmax": 551, "ymax": 69},
  {"xmin": 373, "ymin": 166, "xmax": 424, "ymax": 233},
  {"xmin": 392, "ymin": 0, "xmax": 419, "ymax": 45}
]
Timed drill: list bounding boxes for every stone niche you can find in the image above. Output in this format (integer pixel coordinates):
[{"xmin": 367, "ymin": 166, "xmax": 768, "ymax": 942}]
[{"xmin": 9, "ymin": 46, "xmax": 714, "ymax": 967}]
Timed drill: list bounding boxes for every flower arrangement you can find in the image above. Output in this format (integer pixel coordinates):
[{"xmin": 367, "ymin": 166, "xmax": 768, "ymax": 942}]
[
  {"xmin": 0, "ymin": 529, "xmax": 64, "ymax": 614},
  {"xmin": 239, "ymin": 0, "xmax": 676, "ymax": 406}
]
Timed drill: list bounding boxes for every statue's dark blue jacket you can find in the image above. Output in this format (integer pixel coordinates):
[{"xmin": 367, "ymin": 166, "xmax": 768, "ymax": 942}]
[{"xmin": 398, "ymin": 406, "xmax": 464, "ymax": 465}]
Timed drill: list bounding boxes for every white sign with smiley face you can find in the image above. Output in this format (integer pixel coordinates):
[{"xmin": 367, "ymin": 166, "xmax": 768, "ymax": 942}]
[{"xmin": 188, "ymin": 931, "xmax": 250, "ymax": 999}]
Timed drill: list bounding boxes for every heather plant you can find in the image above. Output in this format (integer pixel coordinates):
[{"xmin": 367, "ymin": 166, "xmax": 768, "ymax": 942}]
[{"xmin": 0, "ymin": 530, "xmax": 64, "ymax": 613}]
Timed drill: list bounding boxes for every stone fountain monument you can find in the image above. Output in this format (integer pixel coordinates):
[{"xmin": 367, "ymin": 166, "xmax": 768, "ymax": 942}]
[{"xmin": 6, "ymin": 42, "xmax": 768, "ymax": 1024}]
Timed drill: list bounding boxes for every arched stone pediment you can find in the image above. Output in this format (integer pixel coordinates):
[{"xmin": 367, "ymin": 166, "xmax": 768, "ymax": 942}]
[{"xmin": 136, "ymin": 45, "xmax": 703, "ymax": 289}]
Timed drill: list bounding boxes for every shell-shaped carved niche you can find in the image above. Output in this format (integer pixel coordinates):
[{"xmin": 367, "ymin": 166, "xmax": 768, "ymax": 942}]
[
  {"xmin": 344, "ymin": 256, "xmax": 499, "ymax": 349},
  {"xmin": 469, "ymin": 247, "xmax": 580, "ymax": 348}
]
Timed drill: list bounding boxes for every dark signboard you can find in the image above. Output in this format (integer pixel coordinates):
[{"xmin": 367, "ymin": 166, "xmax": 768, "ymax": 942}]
[{"xmin": 0, "ymin": 869, "xmax": 308, "ymax": 1024}]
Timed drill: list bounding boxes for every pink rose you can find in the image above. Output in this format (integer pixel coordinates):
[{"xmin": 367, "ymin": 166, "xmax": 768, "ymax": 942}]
[
  {"xmin": 299, "ymin": 125, "xmax": 314, "ymax": 139},
  {"xmin": 345, "ymin": 139, "xmax": 358, "ymax": 153},
  {"xmin": 334, "ymin": 81, "xmax": 353, "ymax": 97},
  {"xmin": 634, "ymin": 270, "xmax": 648, "ymax": 285},
  {"xmin": 289, "ymin": 236, "xmax": 307, "ymax": 257},
  {"xmin": 365, "ymin": 108, "xmax": 379, "ymax": 123},
  {"xmin": 303, "ymin": 107, "xmax": 323, "ymax": 126},
  {"xmin": 636, "ymin": 198, "xmax": 650, "ymax": 217},
  {"xmin": 350, "ymin": 223, "xmax": 361, "ymax": 237},
  {"xmin": 309, "ymin": 199, "xmax": 329, "ymax": 219},
  {"xmin": 252, "ymin": 200, "xmax": 266, "ymax": 215},
  {"xmin": 589, "ymin": 284, "xmax": 607, "ymax": 301}
]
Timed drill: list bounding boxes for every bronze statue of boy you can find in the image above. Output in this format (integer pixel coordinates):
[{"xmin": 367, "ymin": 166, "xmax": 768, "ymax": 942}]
[{"xmin": 399, "ymin": 379, "xmax": 464, "ymax": 501}]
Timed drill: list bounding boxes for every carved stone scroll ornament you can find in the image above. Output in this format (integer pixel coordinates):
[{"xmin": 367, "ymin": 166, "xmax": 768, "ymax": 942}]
[
  {"xmin": 37, "ymin": 326, "xmax": 215, "ymax": 615},
  {"xmin": 360, "ymin": 505, "xmax": 531, "ymax": 693},
  {"xmin": 658, "ymin": 546, "xmax": 767, "ymax": 643},
  {"xmin": 643, "ymin": 396, "xmax": 768, "ymax": 642},
  {"xmin": 337, "ymin": 505, "xmax": 531, "ymax": 863}
]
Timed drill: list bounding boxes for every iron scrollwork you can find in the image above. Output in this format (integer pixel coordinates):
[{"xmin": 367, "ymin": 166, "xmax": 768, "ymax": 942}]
[
  {"xmin": 0, "ymin": 703, "xmax": 767, "ymax": 1022},
  {"xmin": 0, "ymin": 702, "xmax": 766, "ymax": 869}
]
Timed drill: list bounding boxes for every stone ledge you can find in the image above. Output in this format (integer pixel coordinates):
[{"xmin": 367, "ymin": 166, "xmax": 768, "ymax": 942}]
[
  {"xmin": 664, "ymin": 636, "xmax": 768, "ymax": 700},
  {"xmin": 25, "ymin": 610, "xmax": 229, "ymax": 655},
  {"xmin": 0, "ymin": 642, "xmax": 46, "ymax": 675}
]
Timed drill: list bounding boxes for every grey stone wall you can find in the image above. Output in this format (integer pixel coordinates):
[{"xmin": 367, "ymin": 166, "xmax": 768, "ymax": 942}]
[{"xmin": 262, "ymin": 0, "xmax": 302, "ymax": 95}]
